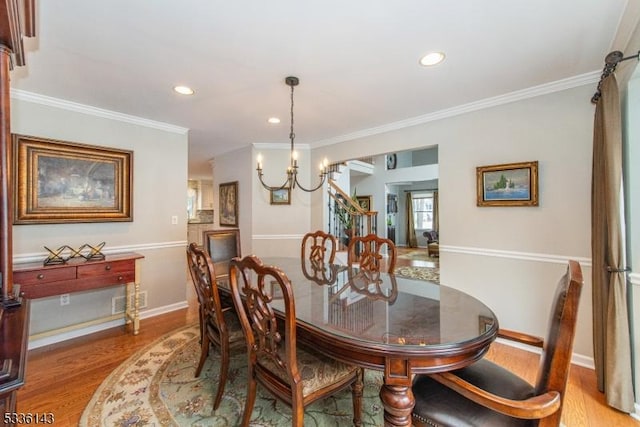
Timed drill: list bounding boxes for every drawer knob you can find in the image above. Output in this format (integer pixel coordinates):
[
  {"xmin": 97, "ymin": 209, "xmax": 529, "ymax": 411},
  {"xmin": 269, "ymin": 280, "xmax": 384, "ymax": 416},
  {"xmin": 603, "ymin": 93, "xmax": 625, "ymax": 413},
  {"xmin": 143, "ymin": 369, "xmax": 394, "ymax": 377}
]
[
  {"xmin": 105, "ymin": 265, "xmax": 112, "ymax": 271},
  {"xmin": 118, "ymin": 276, "xmax": 124, "ymax": 281},
  {"xmin": 37, "ymin": 273, "xmax": 44, "ymax": 280}
]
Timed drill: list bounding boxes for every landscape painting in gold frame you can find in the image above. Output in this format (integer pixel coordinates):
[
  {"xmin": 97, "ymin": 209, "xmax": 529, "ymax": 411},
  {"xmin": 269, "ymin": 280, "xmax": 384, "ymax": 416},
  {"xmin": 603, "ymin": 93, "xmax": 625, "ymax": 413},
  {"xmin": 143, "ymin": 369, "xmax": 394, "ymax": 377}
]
[
  {"xmin": 476, "ymin": 161, "xmax": 538, "ymax": 207},
  {"xmin": 13, "ymin": 134, "xmax": 133, "ymax": 224}
]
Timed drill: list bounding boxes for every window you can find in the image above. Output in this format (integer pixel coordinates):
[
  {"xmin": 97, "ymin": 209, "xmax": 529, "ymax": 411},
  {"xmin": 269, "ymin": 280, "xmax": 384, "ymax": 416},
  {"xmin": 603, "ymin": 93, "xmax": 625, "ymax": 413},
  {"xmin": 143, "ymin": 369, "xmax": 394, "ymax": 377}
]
[{"xmin": 412, "ymin": 192, "xmax": 433, "ymax": 230}]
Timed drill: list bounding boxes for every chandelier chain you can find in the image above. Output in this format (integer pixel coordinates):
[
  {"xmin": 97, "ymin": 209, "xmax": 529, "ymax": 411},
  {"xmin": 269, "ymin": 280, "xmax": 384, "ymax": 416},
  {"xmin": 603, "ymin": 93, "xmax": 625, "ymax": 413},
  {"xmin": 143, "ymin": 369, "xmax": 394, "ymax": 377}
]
[{"xmin": 256, "ymin": 76, "xmax": 329, "ymax": 194}]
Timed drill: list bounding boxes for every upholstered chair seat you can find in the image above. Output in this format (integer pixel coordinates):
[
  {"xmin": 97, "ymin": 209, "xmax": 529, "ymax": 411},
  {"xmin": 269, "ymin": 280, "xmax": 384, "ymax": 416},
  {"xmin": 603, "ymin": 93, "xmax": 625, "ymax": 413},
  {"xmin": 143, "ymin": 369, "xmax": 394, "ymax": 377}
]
[
  {"xmin": 260, "ymin": 344, "xmax": 361, "ymax": 397},
  {"xmin": 412, "ymin": 359, "xmax": 537, "ymax": 426},
  {"xmin": 411, "ymin": 260, "xmax": 583, "ymax": 427}
]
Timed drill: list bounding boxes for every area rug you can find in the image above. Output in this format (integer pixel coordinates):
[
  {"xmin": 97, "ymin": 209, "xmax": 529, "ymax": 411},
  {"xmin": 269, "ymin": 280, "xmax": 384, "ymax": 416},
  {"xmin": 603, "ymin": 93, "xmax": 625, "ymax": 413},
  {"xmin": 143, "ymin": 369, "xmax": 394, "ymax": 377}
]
[
  {"xmin": 395, "ymin": 266, "xmax": 440, "ymax": 284},
  {"xmin": 80, "ymin": 324, "xmax": 384, "ymax": 426},
  {"xmin": 397, "ymin": 250, "xmax": 438, "ymax": 263}
]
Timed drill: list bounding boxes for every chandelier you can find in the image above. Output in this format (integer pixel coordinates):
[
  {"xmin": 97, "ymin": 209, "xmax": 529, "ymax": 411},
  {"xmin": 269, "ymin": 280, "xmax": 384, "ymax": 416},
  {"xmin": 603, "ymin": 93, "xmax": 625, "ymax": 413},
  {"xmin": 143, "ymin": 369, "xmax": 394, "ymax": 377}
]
[{"xmin": 256, "ymin": 76, "xmax": 329, "ymax": 193}]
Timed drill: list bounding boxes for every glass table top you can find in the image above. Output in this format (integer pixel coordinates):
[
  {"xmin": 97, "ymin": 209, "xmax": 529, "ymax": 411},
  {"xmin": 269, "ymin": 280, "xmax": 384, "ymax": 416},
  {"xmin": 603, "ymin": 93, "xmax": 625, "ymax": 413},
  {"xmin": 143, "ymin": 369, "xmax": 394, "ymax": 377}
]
[{"xmin": 232, "ymin": 257, "xmax": 499, "ymax": 350}]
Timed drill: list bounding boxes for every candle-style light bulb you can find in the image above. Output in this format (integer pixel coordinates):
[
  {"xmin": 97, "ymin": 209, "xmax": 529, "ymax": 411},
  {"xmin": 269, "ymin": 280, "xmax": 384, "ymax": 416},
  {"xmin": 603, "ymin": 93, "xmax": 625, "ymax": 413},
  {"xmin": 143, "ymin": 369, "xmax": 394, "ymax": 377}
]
[{"xmin": 256, "ymin": 154, "xmax": 263, "ymax": 170}]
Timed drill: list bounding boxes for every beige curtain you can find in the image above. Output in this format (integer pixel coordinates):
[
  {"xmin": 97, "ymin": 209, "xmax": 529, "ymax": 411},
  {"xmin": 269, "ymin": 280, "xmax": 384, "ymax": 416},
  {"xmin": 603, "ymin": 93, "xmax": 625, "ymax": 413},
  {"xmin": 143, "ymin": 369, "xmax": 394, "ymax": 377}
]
[
  {"xmin": 432, "ymin": 190, "xmax": 439, "ymax": 233},
  {"xmin": 405, "ymin": 193, "xmax": 417, "ymax": 248},
  {"xmin": 591, "ymin": 74, "xmax": 635, "ymax": 412}
]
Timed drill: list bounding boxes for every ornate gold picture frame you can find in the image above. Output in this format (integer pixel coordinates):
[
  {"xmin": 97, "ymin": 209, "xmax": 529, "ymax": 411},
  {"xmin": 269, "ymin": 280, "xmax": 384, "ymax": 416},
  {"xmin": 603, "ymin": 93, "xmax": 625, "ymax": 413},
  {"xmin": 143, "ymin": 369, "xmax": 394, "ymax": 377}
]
[
  {"xmin": 13, "ymin": 134, "xmax": 133, "ymax": 224},
  {"xmin": 476, "ymin": 161, "xmax": 538, "ymax": 207}
]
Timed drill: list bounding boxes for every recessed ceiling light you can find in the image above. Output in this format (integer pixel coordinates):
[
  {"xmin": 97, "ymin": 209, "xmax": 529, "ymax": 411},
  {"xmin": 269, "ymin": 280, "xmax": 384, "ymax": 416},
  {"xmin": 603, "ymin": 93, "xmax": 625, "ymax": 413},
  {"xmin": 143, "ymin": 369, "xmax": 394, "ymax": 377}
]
[
  {"xmin": 419, "ymin": 52, "xmax": 445, "ymax": 67},
  {"xmin": 173, "ymin": 85, "xmax": 194, "ymax": 95},
  {"xmin": 267, "ymin": 117, "xmax": 281, "ymax": 124}
]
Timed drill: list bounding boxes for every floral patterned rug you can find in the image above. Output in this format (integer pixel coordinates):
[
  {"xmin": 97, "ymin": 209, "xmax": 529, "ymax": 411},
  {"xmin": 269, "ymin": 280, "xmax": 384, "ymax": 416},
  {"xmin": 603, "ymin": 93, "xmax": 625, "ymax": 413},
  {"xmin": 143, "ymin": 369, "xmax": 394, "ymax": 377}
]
[
  {"xmin": 80, "ymin": 324, "xmax": 384, "ymax": 426},
  {"xmin": 394, "ymin": 266, "xmax": 440, "ymax": 284},
  {"xmin": 397, "ymin": 250, "xmax": 438, "ymax": 262}
]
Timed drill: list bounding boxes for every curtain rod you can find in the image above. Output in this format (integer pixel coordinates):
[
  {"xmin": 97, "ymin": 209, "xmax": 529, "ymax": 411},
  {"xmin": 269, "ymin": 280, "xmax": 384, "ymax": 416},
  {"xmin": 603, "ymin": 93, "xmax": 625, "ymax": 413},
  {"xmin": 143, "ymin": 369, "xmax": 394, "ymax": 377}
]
[
  {"xmin": 403, "ymin": 188, "xmax": 438, "ymax": 192},
  {"xmin": 591, "ymin": 50, "xmax": 640, "ymax": 104}
]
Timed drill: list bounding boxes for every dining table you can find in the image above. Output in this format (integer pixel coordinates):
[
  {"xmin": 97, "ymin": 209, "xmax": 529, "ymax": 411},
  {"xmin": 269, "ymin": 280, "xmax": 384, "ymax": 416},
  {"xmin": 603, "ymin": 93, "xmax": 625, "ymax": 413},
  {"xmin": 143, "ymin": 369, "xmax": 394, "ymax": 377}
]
[{"xmin": 223, "ymin": 256, "xmax": 499, "ymax": 427}]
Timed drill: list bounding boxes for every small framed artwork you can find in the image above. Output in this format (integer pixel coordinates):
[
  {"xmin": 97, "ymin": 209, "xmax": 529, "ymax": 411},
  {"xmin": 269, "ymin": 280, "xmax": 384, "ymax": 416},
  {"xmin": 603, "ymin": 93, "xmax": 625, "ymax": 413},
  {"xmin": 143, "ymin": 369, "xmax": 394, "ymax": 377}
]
[
  {"xmin": 476, "ymin": 161, "xmax": 538, "ymax": 207},
  {"xmin": 356, "ymin": 195, "xmax": 372, "ymax": 211},
  {"xmin": 270, "ymin": 187, "xmax": 291, "ymax": 205},
  {"xmin": 479, "ymin": 315, "xmax": 495, "ymax": 334},
  {"xmin": 13, "ymin": 134, "xmax": 133, "ymax": 224},
  {"xmin": 219, "ymin": 181, "xmax": 238, "ymax": 226}
]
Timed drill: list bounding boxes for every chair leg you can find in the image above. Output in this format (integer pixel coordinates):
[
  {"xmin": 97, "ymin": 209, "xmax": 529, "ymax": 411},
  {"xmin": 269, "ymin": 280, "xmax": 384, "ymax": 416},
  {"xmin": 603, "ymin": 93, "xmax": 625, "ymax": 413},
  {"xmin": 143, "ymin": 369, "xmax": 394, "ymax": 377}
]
[
  {"xmin": 241, "ymin": 374, "xmax": 257, "ymax": 427},
  {"xmin": 195, "ymin": 333, "xmax": 210, "ymax": 377},
  {"xmin": 351, "ymin": 368, "xmax": 364, "ymax": 427},
  {"xmin": 212, "ymin": 340, "xmax": 230, "ymax": 410}
]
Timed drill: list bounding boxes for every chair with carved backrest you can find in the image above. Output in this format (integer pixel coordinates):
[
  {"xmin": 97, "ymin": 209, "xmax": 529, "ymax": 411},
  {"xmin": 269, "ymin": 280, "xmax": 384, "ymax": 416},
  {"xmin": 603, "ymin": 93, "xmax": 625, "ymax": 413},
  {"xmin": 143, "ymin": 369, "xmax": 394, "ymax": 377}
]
[
  {"xmin": 347, "ymin": 233, "xmax": 397, "ymax": 274},
  {"xmin": 301, "ymin": 230, "xmax": 339, "ymax": 285},
  {"xmin": 301, "ymin": 230, "xmax": 337, "ymax": 264},
  {"xmin": 229, "ymin": 255, "xmax": 364, "ymax": 427},
  {"xmin": 411, "ymin": 260, "xmax": 583, "ymax": 427},
  {"xmin": 185, "ymin": 243, "xmax": 245, "ymax": 410}
]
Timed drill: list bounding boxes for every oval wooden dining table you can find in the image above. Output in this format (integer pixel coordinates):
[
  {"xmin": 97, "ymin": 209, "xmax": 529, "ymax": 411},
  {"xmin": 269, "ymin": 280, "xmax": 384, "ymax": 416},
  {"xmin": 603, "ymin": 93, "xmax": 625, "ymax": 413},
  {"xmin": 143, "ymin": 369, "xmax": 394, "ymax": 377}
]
[{"xmin": 223, "ymin": 256, "xmax": 499, "ymax": 427}]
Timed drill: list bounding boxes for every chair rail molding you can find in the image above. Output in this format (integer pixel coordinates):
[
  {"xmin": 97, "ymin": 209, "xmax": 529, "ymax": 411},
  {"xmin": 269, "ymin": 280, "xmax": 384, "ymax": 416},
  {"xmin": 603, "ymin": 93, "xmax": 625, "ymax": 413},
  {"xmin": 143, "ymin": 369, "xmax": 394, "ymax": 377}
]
[
  {"xmin": 252, "ymin": 234, "xmax": 305, "ymax": 240},
  {"xmin": 440, "ymin": 245, "xmax": 592, "ymax": 267},
  {"xmin": 13, "ymin": 241, "xmax": 187, "ymax": 264}
]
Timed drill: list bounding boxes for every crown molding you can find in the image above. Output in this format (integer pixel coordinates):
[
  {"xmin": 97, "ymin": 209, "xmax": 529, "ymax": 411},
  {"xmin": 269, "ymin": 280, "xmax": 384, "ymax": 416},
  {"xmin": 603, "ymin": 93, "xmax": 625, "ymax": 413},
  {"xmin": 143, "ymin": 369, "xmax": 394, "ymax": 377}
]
[
  {"xmin": 10, "ymin": 89, "xmax": 190, "ymax": 135},
  {"xmin": 313, "ymin": 70, "xmax": 601, "ymax": 147}
]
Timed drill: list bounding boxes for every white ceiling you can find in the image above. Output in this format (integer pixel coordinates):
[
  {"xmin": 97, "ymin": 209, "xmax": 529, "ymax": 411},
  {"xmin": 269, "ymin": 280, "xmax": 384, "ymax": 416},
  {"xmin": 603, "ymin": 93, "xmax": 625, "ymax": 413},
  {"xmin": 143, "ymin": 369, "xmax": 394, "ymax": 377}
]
[{"xmin": 10, "ymin": 0, "xmax": 631, "ymax": 177}]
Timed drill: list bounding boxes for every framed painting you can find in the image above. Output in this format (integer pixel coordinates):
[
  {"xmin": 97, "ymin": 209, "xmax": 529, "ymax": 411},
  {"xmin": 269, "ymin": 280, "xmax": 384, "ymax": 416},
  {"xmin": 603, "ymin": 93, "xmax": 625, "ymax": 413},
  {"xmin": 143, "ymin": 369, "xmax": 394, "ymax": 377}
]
[
  {"xmin": 270, "ymin": 187, "xmax": 291, "ymax": 205},
  {"xmin": 476, "ymin": 161, "xmax": 538, "ymax": 207},
  {"xmin": 479, "ymin": 315, "xmax": 495, "ymax": 334},
  {"xmin": 356, "ymin": 195, "xmax": 372, "ymax": 211},
  {"xmin": 219, "ymin": 181, "xmax": 238, "ymax": 226},
  {"xmin": 13, "ymin": 134, "xmax": 133, "ymax": 224}
]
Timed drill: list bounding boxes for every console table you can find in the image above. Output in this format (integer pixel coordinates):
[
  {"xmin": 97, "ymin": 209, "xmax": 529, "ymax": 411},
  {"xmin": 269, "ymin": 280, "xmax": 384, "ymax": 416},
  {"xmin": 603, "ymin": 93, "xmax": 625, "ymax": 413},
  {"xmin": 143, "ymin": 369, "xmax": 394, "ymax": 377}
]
[{"xmin": 13, "ymin": 252, "xmax": 144, "ymax": 335}]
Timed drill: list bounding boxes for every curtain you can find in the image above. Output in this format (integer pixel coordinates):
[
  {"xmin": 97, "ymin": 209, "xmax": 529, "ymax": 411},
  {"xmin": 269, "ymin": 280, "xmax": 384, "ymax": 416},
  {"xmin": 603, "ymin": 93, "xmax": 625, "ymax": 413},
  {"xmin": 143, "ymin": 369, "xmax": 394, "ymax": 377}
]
[
  {"xmin": 591, "ymin": 74, "xmax": 635, "ymax": 412},
  {"xmin": 433, "ymin": 190, "xmax": 439, "ymax": 233},
  {"xmin": 405, "ymin": 193, "xmax": 417, "ymax": 248}
]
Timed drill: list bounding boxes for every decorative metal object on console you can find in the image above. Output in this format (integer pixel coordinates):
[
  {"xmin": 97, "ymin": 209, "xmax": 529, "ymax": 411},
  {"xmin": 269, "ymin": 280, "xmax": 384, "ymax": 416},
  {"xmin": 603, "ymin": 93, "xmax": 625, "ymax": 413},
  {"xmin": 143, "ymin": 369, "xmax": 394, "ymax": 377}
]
[{"xmin": 43, "ymin": 242, "xmax": 106, "ymax": 266}]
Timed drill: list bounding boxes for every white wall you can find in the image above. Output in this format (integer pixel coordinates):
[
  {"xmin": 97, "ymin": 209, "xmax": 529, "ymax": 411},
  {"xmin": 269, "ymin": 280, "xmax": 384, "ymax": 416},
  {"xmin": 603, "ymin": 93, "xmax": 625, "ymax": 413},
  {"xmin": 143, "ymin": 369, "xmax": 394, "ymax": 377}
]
[
  {"xmin": 311, "ymin": 83, "xmax": 595, "ymax": 362},
  {"xmin": 247, "ymin": 144, "xmax": 312, "ymax": 257},
  {"xmin": 10, "ymin": 96, "xmax": 189, "ymax": 341}
]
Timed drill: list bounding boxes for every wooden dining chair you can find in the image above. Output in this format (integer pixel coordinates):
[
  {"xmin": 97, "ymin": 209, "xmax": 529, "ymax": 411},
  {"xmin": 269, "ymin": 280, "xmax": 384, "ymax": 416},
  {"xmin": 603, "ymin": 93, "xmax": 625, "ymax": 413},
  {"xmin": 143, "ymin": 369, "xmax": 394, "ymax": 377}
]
[
  {"xmin": 411, "ymin": 260, "xmax": 583, "ymax": 427},
  {"xmin": 203, "ymin": 228, "xmax": 241, "ymax": 286},
  {"xmin": 347, "ymin": 233, "xmax": 397, "ymax": 273},
  {"xmin": 186, "ymin": 243, "xmax": 245, "ymax": 410},
  {"xmin": 301, "ymin": 230, "xmax": 337, "ymax": 264},
  {"xmin": 229, "ymin": 255, "xmax": 364, "ymax": 427}
]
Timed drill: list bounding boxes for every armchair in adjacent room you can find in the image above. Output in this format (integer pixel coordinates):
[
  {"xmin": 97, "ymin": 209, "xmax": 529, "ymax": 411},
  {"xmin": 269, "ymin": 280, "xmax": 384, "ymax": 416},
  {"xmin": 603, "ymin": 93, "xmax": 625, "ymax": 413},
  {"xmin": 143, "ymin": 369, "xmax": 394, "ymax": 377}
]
[{"xmin": 423, "ymin": 230, "xmax": 439, "ymax": 257}]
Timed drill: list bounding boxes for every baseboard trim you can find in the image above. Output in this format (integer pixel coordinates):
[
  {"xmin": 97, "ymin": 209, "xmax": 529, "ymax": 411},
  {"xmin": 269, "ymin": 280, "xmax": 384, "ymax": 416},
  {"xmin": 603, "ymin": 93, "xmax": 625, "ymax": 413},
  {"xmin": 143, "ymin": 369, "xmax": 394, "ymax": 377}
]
[
  {"xmin": 27, "ymin": 300, "xmax": 189, "ymax": 350},
  {"xmin": 632, "ymin": 403, "xmax": 640, "ymax": 421},
  {"xmin": 496, "ymin": 336, "xmax": 594, "ymax": 370}
]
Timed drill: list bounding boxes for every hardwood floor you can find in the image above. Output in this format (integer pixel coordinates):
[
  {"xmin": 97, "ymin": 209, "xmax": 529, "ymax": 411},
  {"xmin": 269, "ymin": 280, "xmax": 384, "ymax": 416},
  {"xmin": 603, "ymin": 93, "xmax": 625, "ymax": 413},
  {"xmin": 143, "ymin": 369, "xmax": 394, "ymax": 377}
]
[{"xmin": 15, "ymin": 273, "xmax": 639, "ymax": 426}]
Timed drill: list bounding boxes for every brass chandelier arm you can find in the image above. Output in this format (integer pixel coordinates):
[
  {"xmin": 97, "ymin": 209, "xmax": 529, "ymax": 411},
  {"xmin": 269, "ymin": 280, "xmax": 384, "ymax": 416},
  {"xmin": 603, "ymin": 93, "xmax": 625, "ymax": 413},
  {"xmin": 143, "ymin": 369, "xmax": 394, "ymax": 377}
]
[
  {"xmin": 257, "ymin": 168, "xmax": 293, "ymax": 192},
  {"xmin": 291, "ymin": 171, "xmax": 328, "ymax": 193}
]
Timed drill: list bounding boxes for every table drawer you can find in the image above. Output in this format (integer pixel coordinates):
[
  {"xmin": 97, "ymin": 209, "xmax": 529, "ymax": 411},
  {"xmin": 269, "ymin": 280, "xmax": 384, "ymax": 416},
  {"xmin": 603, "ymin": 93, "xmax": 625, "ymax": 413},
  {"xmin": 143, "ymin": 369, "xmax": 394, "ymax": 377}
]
[
  {"xmin": 77, "ymin": 259, "xmax": 135, "ymax": 278},
  {"xmin": 13, "ymin": 267, "xmax": 76, "ymax": 286}
]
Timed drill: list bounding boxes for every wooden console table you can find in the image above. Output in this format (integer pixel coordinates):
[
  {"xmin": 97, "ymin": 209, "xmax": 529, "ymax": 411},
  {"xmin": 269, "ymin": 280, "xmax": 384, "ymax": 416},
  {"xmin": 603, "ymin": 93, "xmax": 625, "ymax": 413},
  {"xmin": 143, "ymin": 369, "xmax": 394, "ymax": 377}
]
[{"xmin": 13, "ymin": 252, "xmax": 144, "ymax": 335}]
